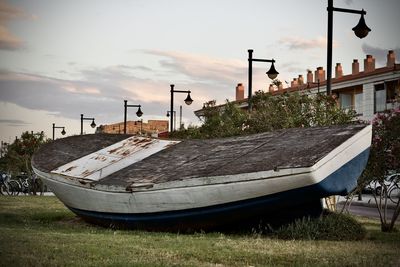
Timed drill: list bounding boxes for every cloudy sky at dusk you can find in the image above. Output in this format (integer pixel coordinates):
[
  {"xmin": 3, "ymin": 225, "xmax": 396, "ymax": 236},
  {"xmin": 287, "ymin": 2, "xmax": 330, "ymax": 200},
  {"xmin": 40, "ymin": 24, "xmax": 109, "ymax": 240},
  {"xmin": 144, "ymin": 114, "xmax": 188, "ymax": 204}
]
[{"xmin": 0, "ymin": 0, "xmax": 399, "ymax": 142}]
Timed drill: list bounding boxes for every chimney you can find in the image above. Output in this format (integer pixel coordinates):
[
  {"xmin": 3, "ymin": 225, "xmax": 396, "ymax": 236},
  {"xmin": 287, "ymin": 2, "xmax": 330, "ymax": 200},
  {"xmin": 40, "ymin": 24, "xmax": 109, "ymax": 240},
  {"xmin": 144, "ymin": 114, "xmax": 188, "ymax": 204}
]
[
  {"xmin": 291, "ymin": 78, "xmax": 298, "ymax": 88},
  {"xmin": 298, "ymin": 75, "xmax": 304, "ymax": 85},
  {"xmin": 278, "ymin": 83, "xmax": 283, "ymax": 90},
  {"xmin": 307, "ymin": 70, "xmax": 313, "ymax": 84},
  {"xmin": 335, "ymin": 63, "xmax": 343, "ymax": 78},
  {"xmin": 269, "ymin": 84, "xmax": 274, "ymax": 92},
  {"xmin": 315, "ymin": 67, "xmax": 325, "ymax": 82},
  {"xmin": 235, "ymin": 83, "xmax": 244, "ymax": 101},
  {"xmin": 352, "ymin": 59, "xmax": 359, "ymax": 75},
  {"xmin": 387, "ymin": 50, "xmax": 396, "ymax": 67},
  {"xmin": 364, "ymin": 55, "xmax": 375, "ymax": 72}
]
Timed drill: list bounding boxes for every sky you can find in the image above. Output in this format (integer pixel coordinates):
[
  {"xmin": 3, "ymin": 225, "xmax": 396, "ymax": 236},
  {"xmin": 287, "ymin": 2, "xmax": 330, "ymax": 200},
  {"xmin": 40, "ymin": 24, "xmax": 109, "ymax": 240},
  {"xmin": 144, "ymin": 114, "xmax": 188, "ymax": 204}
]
[{"xmin": 0, "ymin": 0, "xmax": 399, "ymax": 143}]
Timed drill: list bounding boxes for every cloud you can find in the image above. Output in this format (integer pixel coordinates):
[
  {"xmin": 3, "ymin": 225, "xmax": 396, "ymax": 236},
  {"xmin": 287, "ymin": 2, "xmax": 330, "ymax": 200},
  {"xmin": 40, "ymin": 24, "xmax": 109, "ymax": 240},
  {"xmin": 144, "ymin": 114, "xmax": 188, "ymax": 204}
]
[
  {"xmin": 361, "ymin": 44, "xmax": 400, "ymax": 65},
  {"xmin": 116, "ymin": 65, "xmax": 153, "ymax": 72},
  {"xmin": 279, "ymin": 62, "xmax": 306, "ymax": 74},
  {"xmin": 142, "ymin": 50, "xmax": 280, "ymax": 102},
  {"xmin": 0, "ymin": 0, "xmax": 32, "ymax": 50},
  {"xmin": 0, "ymin": 119, "xmax": 30, "ymax": 126},
  {"xmin": 0, "ymin": 50, "xmax": 257, "ymax": 131},
  {"xmin": 0, "ymin": 66, "xmax": 204, "ymax": 126},
  {"xmin": 144, "ymin": 50, "xmax": 246, "ymax": 86},
  {"xmin": 279, "ymin": 36, "xmax": 337, "ymax": 50},
  {"xmin": 0, "ymin": 1, "xmax": 25, "ymax": 22},
  {"xmin": 344, "ymin": 0, "xmax": 354, "ymax": 6},
  {"xmin": 0, "ymin": 25, "xmax": 21, "ymax": 50},
  {"xmin": 0, "ymin": 71, "xmax": 126, "ymax": 121}
]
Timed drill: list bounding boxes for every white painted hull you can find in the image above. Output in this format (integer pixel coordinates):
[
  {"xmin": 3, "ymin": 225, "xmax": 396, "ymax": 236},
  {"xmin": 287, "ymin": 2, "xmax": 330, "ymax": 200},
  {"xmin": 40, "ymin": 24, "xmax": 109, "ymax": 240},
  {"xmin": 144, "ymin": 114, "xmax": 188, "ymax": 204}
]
[{"xmin": 33, "ymin": 125, "xmax": 371, "ymax": 216}]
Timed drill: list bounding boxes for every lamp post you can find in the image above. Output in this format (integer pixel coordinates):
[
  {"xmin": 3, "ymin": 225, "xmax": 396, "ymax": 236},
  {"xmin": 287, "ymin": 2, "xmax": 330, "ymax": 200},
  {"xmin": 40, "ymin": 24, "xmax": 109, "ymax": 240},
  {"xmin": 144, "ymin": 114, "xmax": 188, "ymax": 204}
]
[
  {"xmin": 326, "ymin": 0, "xmax": 370, "ymax": 95},
  {"xmin": 135, "ymin": 119, "xmax": 143, "ymax": 135},
  {"xmin": 124, "ymin": 100, "xmax": 143, "ymax": 134},
  {"xmin": 179, "ymin": 105, "xmax": 183, "ymax": 130},
  {"xmin": 80, "ymin": 114, "xmax": 96, "ymax": 135},
  {"xmin": 170, "ymin": 84, "xmax": 193, "ymax": 132},
  {"xmin": 166, "ymin": 110, "xmax": 177, "ymax": 131},
  {"xmin": 248, "ymin": 49, "xmax": 279, "ymax": 111},
  {"xmin": 52, "ymin": 123, "xmax": 66, "ymax": 140},
  {"xmin": 308, "ymin": 79, "xmax": 321, "ymax": 94}
]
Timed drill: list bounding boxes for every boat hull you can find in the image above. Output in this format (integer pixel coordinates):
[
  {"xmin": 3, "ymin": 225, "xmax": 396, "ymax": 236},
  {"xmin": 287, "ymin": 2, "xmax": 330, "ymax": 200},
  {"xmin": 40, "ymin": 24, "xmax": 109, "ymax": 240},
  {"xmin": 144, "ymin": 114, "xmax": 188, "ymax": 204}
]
[{"xmin": 35, "ymin": 147, "xmax": 370, "ymax": 231}]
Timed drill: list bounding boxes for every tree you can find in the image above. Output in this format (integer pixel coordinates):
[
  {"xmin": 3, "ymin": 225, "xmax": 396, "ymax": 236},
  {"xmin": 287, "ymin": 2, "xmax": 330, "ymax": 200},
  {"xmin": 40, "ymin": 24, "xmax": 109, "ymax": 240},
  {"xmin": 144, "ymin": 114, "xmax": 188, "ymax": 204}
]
[
  {"xmin": 170, "ymin": 100, "xmax": 248, "ymax": 139},
  {"xmin": 269, "ymin": 79, "xmax": 282, "ymax": 91},
  {"xmin": 4, "ymin": 131, "xmax": 46, "ymax": 175},
  {"xmin": 171, "ymin": 90, "xmax": 356, "ymax": 139},
  {"xmin": 357, "ymin": 107, "xmax": 400, "ymax": 232},
  {"xmin": 247, "ymin": 91, "xmax": 356, "ymax": 133},
  {"xmin": 2, "ymin": 131, "xmax": 48, "ymax": 195}
]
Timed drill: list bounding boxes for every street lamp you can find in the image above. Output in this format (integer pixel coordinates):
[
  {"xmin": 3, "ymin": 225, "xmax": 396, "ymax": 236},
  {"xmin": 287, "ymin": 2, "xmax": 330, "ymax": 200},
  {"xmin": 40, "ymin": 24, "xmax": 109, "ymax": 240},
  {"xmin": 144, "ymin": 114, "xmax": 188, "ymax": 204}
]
[
  {"xmin": 179, "ymin": 105, "xmax": 183, "ymax": 130},
  {"xmin": 248, "ymin": 49, "xmax": 279, "ymax": 111},
  {"xmin": 166, "ymin": 110, "xmax": 177, "ymax": 131},
  {"xmin": 170, "ymin": 84, "xmax": 193, "ymax": 132},
  {"xmin": 124, "ymin": 100, "xmax": 143, "ymax": 134},
  {"xmin": 52, "ymin": 123, "xmax": 66, "ymax": 140},
  {"xmin": 80, "ymin": 114, "xmax": 96, "ymax": 135},
  {"xmin": 326, "ymin": 0, "xmax": 370, "ymax": 95},
  {"xmin": 134, "ymin": 119, "xmax": 143, "ymax": 135}
]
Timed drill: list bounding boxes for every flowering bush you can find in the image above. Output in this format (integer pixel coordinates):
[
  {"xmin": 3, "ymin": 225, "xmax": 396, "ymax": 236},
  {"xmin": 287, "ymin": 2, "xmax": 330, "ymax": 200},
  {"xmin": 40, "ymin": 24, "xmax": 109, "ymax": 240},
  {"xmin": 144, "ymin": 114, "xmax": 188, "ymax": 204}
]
[
  {"xmin": 360, "ymin": 107, "xmax": 400, "ymax": 232},
  {"xmin": 365, "ymin": 107, "xmax": 400, "ymax": 180}
]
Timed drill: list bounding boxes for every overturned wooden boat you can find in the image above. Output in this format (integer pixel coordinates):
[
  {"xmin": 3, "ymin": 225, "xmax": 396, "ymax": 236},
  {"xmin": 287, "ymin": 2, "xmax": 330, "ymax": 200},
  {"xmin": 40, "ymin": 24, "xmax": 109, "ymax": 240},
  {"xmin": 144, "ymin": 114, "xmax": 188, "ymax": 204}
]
[{"xmin": 32, "ymin": 124, "xmax": 371, "ymax": 231}]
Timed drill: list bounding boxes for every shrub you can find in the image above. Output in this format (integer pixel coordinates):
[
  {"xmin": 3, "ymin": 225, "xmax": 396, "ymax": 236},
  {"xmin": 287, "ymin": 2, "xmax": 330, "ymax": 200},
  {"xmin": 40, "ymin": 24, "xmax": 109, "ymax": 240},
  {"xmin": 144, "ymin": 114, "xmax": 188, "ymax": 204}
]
[
  {"xmin": 273, "ymin": 211, "xmax": 366, "ymax": 241},
  {"xmin": 171, "ymin": 91, "xmax": 356, "ymax": 139}
]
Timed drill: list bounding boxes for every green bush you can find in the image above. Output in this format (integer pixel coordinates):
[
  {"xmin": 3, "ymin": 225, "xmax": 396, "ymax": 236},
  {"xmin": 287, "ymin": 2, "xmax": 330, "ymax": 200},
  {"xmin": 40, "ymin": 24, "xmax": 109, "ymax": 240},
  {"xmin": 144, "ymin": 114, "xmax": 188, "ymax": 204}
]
[
  {"xmin": 273, "ymin": 211, "xmax": 366, "ymax": 241},
  {"xmin": 171, "ymin": 92, "xmax": 356, "ymax": 139}
]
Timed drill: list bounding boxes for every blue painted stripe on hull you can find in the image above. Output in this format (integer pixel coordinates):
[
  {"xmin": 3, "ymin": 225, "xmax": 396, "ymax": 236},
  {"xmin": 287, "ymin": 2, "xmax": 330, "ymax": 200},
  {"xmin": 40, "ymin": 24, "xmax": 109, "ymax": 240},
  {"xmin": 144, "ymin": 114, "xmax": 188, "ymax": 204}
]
[{"xmin": 68, "ymin": 148, "xmax": 370, "ymax": 230}]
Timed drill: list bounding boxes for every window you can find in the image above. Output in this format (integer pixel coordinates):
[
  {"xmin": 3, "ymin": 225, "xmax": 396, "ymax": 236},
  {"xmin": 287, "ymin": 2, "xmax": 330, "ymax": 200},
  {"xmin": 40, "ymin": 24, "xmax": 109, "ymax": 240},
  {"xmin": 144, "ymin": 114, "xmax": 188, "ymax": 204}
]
[
  {"xmin": 336, "ymin": 85, "xmax": 363, "ymax": 115},
  {"xmin": 386, "ymin": 80, "xmax": 399, "ymax": 103},
  {"xmin": 374, "ymin": 84, "xmax": 386, "ymax": 113},
  {"xmin": 354, "ymin": 93, "xmax": 363, "ymax": 115},
  {"xmin": 340, "ymin": 93, "xmax": 352, "ymax": 110}
]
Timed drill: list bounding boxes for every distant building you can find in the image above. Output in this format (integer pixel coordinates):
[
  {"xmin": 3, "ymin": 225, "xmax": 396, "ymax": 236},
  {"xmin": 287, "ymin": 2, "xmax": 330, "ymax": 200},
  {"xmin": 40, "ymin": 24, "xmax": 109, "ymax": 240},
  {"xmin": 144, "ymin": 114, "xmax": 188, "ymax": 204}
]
[
  {"xmin": 195, "ymin": 50, "xmax": 400, "ymax": 122},
  {"xmin": 96, "ymin": 120, "xmax": 168, "ymax": 136}
]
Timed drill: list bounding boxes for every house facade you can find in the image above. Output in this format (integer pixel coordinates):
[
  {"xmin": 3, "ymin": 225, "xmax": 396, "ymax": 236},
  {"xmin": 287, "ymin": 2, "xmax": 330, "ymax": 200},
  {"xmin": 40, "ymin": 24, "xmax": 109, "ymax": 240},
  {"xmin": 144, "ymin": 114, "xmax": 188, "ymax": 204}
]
[
  {"xmin": 285, "ymin": 50, "xmax": 399, "ymax": 121},
  {"xmin": 195, "ymin": 50, "xmax": 400, "ymax": 122}
]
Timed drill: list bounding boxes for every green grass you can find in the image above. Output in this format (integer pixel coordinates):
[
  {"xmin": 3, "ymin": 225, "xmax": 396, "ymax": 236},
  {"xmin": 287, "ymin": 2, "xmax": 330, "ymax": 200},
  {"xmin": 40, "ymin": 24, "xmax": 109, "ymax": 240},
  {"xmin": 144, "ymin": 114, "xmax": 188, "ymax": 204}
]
[
  {"xmin": 0, "ymin": 196, "xmax": 399, "ymax": 267},
  {"xmin": 273, "ymin": 211, "xmax": 367, "ymax": 241}
]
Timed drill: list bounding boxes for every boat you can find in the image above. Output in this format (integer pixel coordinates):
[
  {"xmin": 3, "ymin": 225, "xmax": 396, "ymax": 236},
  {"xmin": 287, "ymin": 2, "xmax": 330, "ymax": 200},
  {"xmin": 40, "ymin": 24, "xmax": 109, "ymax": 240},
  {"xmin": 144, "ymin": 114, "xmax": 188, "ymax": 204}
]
[{"xmin": 32, "ymin": 123, "xmax": 372, "ymax": 231}]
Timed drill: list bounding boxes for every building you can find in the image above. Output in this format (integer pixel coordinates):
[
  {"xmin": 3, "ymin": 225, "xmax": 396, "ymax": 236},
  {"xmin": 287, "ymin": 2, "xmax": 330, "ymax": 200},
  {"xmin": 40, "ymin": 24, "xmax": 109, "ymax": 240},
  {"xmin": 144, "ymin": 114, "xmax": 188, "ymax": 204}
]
[
  {"xmin": 96, "ymin": 120, "xmax": 168, "ymax": 136},
  {"xmin": 195, "ymin": 50, "xmax": 400, "ymax": 122}
]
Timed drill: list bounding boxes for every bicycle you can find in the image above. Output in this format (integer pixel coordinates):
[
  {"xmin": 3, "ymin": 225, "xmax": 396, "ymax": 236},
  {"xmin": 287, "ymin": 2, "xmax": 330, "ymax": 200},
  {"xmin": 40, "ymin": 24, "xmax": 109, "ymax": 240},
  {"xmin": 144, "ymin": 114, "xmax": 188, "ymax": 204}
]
[
  {"xmin": 13, "ymin": 174, "xmax": 44, "ymax": 196},
  {"xmin": 0, "ymin": 172, "xmax": 9, "ymax": 195},
  {"xmin": 16, "ymin": 175, "xmax": 30, "ymax": 195},
  {"xmin": 387, "ymin": 174, "xmax": 400, "ymax": 205},
  {"xmin": 30, "ymin": 174, "xmax": 44, "ymax": 196},
  {"xmin": 0, "ymin": 172, "xmax": 20, "ymax": 196}
]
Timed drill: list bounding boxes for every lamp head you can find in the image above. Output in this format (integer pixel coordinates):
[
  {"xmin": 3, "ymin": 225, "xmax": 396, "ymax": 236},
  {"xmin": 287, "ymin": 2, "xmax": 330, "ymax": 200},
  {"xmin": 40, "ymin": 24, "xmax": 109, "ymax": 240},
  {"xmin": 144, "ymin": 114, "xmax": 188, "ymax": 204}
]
[
  {"xmin": 184, "ymin": 93, "xmax": 193, "ymax": 105},
  {"xmin": 61, "ymin": 128, "xmax": 66, "ymax": 135},
  {"xmin": 266, "ymin": 61, "xmax": 279, "ymax": 80},
  {"xmin": 136, "ymin": 106, "xmax": 143, "ymax": 117},
  {"xmin": 352, "ymin": 12, "xmax": 371, "ymax": 39},
  {"xmin": 90, "ymin": 119, "xmax": 96, "ymax": 128},
  {"xmin": 166, "ymin": 111, "xmax": 170, "ymax": 117}
]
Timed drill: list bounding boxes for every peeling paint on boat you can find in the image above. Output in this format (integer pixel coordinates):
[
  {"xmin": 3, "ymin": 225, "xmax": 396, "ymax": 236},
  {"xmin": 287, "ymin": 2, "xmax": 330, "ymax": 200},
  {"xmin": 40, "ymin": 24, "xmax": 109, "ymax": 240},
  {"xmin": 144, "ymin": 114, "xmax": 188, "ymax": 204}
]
[{"xmin": 51, "ymin": 136, "xmax": 180, "ymax": 181}]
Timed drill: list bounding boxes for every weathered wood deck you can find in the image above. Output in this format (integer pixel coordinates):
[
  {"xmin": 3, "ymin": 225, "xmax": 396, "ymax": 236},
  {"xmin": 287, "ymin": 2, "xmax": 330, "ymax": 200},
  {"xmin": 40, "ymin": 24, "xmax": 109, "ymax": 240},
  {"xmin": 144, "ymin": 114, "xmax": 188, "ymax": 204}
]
[{"xmin": 32, "ymin": 124, "xmax": 368, "ymax": 188}]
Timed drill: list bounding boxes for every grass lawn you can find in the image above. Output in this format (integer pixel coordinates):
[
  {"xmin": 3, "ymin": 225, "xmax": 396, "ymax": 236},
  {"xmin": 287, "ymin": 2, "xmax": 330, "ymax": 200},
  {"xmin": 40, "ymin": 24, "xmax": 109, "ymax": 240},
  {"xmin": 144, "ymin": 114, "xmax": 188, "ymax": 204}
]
[{"xmin": 0, "ymin": 196, "xmax": 399, "ymax": 267}]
